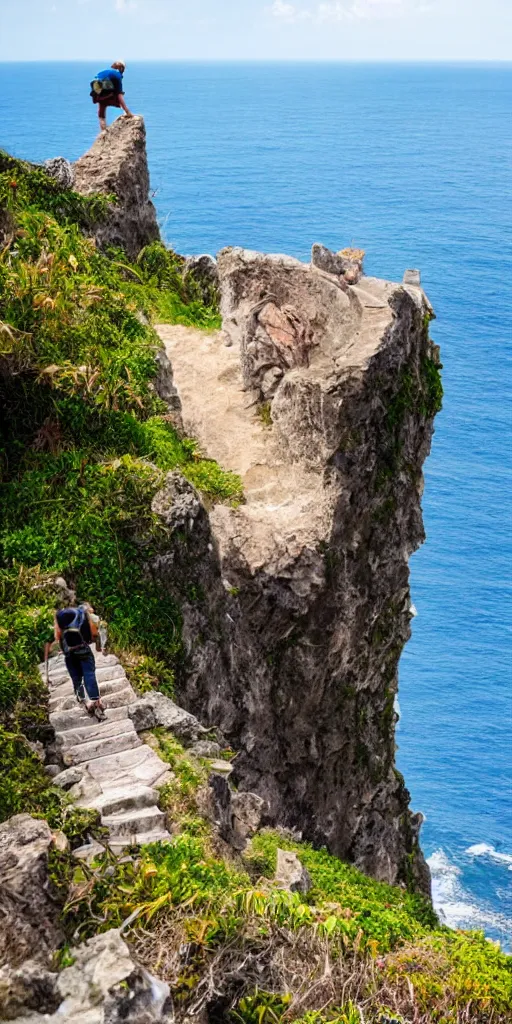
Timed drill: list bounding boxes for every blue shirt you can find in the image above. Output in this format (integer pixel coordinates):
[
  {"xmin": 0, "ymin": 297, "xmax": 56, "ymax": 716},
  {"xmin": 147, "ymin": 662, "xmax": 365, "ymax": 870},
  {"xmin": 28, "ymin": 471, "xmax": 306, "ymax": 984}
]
[{"xmin": 95, "ymin": 68, "xmax": 123, "ymax": 94}]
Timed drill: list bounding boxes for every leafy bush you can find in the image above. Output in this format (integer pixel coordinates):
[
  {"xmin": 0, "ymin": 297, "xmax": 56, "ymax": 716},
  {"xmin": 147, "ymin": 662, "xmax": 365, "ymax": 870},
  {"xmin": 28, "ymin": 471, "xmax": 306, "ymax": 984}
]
[
  {"xmin": 135, "ymin": 241, "xmax": 221, "ymax": 328},
  {"xmin": 0, "ymin": 151, "xmax": 113, "ymax": 226},
  {"xmin": 0, "ymin": 565, "xmax": 54, "ymax": 719},
  {"xmin": 246, "ymin": 831, "xmax": 437, "ymax": 952}
]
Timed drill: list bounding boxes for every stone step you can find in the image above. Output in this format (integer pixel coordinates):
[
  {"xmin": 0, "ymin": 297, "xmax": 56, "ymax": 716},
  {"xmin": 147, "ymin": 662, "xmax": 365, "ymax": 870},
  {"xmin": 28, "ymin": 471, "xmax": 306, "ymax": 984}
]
[
  {"xmin": 49, "ymin": 686, "xmax": 137, "ymax": 714},
  {"xmin": 50, "ymin": 705, "xmax": 129, "ymax": 733},
  {"xmin": 84, "ymin": 785, "xmax": 159, "ymax": 817},
  {"xmin": 63, "ymin": 730, "xmax": 142, "ymax": 766},
  {"xmin": 109, "ymin": 828, "xmax": 172, "ymax": 851},
  {"xmin": 80, "ymin": 743, "xmax": 173, "ymax": 790},
  {"xmin": 40, "ymin": 648, "xmax": 175, "ymax": 852},
  {"xmin": 102, "ymin": 806, "xmax": 166, "ymax": 840},
  {"xmin": 49, "ymin": 678, "xmax": 132, "ymax": 713},
  {"xmin": 56, "ymin": 719, "xmax": 138, "ymax": 750}
]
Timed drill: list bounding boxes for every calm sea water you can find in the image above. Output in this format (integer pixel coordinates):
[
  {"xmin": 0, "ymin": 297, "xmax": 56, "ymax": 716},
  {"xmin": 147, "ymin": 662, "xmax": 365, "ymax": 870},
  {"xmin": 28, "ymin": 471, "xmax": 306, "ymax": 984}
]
[{"xmin": 1, "ymin": 61, "xmax": 511, "ymax": 945}]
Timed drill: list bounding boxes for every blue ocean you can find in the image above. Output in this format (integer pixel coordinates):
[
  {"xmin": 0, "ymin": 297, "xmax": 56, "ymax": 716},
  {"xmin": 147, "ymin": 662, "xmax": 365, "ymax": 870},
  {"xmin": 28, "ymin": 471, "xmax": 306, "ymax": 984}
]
[{"xmin": 1, "ymin": 60, "xmax": 511, "ymax": 946}]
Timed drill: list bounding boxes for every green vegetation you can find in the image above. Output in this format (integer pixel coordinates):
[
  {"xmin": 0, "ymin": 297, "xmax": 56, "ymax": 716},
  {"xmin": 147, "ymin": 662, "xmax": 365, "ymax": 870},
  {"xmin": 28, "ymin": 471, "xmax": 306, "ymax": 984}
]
[
  {"xmin": 385, "ymin": 354, "xmax": 443, "ymax": 438},
  {"xmin": 154, "ymin": 729, "xmax": 209, "ymax": 821},
  {"xmin": 0, "ymin": 150, "xmax": 113, "ymax": 227},
  {"xmin": 246, "ymin": 831, "xmax": 438, "ymax": 946},
  {"xmin": 60, "ymin": 826, "xmax": 512, "ymax": 1022},
  {"xmin": 135, "ymin": 241, "xmax": 221, "ymax": 328},
  {"xmin": 0, "ymin": 157, "xmax": 238, "ymax": 840},
  {"xmin": 257, "ymin": 401, "xmax": 273, "ymax": 428},
  {"xmin": 372, "ymin": 347, "xmax": 443, "ymax": 510}
]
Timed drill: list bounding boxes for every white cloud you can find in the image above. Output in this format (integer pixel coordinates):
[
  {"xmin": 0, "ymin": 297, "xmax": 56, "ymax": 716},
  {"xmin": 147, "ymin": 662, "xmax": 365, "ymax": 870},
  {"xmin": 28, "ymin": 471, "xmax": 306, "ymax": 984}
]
[
  {"xmin": 319, "ymin": 0, "xmax": 403, "ymax": 21},
  {"xmin": 271, "ymin": 0, "xmax": 433, "ymax": 22},
  {"xmin": 270, "ymin": 0, "xmax": 311, "ymax": 22},
  {"xmin": 115, "ymin": 0, "xmax": 137, "ymax": 12}
]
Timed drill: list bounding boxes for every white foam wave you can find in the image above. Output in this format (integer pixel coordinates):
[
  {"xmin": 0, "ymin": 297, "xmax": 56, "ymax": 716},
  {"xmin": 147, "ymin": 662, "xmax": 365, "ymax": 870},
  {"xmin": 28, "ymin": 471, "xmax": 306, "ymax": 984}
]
[
  {"xmin": 466, "ymin": 843, "xmax": 512, "ymax": 870},
  {"xmin": 428, "ymin": 848, "xmax": 512, "ymax": 946},
  {"xmin": 394, "ymin": 696, "xmax": 401, "ymax": 730}
]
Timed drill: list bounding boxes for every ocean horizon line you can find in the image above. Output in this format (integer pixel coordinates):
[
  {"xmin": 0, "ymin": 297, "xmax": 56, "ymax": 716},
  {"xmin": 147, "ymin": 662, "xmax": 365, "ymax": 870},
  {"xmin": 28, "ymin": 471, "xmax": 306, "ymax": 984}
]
[{"xmin": 1, "ymin": 57, "xmax": 511, "ymax": 66}]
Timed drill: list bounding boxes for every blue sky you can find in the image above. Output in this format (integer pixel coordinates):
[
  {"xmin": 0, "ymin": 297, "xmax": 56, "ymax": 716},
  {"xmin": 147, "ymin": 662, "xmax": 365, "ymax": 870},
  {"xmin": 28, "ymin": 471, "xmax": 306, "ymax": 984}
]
[{"xmin": 0, "ymin": 0, "xmax": 510, "ymax": 61}]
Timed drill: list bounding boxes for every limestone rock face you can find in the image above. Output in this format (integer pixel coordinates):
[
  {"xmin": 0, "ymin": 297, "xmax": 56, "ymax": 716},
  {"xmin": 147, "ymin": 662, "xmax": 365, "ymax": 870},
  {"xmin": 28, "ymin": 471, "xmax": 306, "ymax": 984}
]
[
  {"xmin": 154, "ymin": 246, "xmax": 441, "ymax": 896},
  {"xmin": 219, "ymin": 247, "xmax": 360, "ymax": 400},
  {"xmin": 275, "ymin": 849, "xmax": 312, "ymax": 894},
  {"xmin": 5, "ymin": 930, "xmax": 172, "ymax": 1024},
  {"xmin": 0, "ymin": 814, "xmax": 63, "ymax": 968},
  {"xmin": 152, "ymin": 347, "xmax": 183, "ymax": 427},
  {"xmin": 73, "ymin": 116, "xmax": 159, "ymax": 259},
  {"xmin": 128, "ymin": 691, "xmax": 205, "ymax": 743},
  {"xmin": 44, "ymin": 157, "xmax": 74, "ymax": 189},
  {"xmin": 0, "ymin": 961, "xmax": 59, "ymax": 1019},
  {"xmin": 311, "ymin": 242, "xmax": 363, "ymax": 284},
  {"xmin": 198, "ymin": 773, "xmax": 266, "ymax": 851}
]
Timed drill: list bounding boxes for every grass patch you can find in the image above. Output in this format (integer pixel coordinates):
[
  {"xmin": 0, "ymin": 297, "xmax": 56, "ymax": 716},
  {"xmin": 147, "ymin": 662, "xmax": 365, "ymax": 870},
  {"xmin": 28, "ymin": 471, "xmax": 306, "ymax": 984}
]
[
  {"xmin": 0, "ymin": 157, "xmax": 240, "ymax": 732},
  {"xmin": 60, "ymin": 825, "xmax": 512, "ymax": 1023}
]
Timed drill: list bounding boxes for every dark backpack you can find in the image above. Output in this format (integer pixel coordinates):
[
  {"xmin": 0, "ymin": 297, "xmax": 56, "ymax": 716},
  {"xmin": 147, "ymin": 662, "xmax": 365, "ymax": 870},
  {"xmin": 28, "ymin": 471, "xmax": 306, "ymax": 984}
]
[
  {"xmin": 60, "ymin": 606, "xmax": 89, "ymax": 656},
  {"xmin": 90, "ymin": 77, "xmax": 115, "ymax": 99}
]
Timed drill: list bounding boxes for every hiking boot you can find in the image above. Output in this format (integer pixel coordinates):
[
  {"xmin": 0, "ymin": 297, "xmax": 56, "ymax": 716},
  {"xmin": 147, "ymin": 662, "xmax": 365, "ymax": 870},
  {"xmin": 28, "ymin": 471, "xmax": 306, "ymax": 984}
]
[
  {"xmin": 75, "ymin": 686, "xmax": 86, "ymax": 705},
  {"xmin": 87, "ymin": 699, "xmax": 106, "ymax": 722}
]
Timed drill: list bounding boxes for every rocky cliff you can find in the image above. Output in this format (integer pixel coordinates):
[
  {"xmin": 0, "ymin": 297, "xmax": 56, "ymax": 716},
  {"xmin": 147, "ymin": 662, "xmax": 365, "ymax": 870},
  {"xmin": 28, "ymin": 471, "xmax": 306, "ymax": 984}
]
[
  {"xmin": 154, "ymin": 248, "xmax": 441, "ymax": 894},
  {"xmin": 1, "ymin": 119, "xmax": 440, "ymax": 897}
]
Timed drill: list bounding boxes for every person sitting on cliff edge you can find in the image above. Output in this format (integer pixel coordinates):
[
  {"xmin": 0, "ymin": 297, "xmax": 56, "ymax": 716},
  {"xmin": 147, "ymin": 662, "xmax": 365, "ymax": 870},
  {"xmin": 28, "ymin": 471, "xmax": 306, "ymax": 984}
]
[
  {"xmin": 45, "ymin": 603, "xmax": 106, "ymax": 721},
  {"xmin": 90, "ymin": 61, "xmax": 133, "ymax": 133}
]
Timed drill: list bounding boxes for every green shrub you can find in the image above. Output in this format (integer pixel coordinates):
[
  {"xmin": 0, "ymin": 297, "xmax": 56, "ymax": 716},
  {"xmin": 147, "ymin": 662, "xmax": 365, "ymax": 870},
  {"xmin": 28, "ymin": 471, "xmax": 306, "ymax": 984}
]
[
  {"xmin": 0, "ymin": 565, "xmax": 54, "ymax": 717},
  {"xmin": 246, "ymin": 831, "xmax": 437, "ymax": 952},
  {"xmin": 0, "ymin": 152, "xmax": 113, "ymax": 226}
]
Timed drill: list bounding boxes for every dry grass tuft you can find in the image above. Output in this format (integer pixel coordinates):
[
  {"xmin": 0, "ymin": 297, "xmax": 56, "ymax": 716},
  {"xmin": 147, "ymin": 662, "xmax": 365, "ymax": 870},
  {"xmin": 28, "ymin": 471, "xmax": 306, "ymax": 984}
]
[
  {"xmin": 338, "ymin": 248, "xmax": 365, "ymax": 264},
  {"xmin": 130, "ymin": 918, "xmax": 512, "ymax": 1024}
]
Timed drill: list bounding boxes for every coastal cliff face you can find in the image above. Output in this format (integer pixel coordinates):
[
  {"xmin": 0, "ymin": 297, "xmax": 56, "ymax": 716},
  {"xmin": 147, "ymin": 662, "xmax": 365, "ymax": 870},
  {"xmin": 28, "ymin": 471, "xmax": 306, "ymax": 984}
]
[
  {"xmin": 154, "ymin": 249, "xmax": 441, "ymax": 894},
  {"xmin": 73, "ymin": 116, "xmax": 159, "ymax": 258}
]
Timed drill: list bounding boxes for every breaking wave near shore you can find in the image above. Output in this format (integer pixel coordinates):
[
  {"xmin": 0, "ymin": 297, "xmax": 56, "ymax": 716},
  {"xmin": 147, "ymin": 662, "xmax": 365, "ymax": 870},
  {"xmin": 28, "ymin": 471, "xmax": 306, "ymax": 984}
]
[{"xmin": 429, "ymin": 848, "xmax": 512, "ymax": 950}]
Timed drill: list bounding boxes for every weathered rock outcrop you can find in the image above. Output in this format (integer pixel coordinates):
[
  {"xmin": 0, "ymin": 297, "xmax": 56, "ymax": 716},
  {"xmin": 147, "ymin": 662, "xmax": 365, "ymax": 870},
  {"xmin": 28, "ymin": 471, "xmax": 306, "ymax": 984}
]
[
  {"xmin": 0, "ymin": 814, "xmax": 63, "ymax": 968},
  {"xmin": 275, "ymin": 849, "xmax": 312, "ymax": 894},
  {"xmin": 128, "ymin": 690, "xmax": 206, "ymax": 742},
  {"xmin": 44, "ymin": 157, "xmax": 74, "ymax": 189},
  {"xmin": 73, "ymin": 116, "xmax": 159, "ymax": 258},
  {"xmin": 154, "ymin": 246, "xmax": 441, "ymax": 895},
  {"xmin": 3, "ymin": 930, "xmax": 173, "ymax": 1024}
]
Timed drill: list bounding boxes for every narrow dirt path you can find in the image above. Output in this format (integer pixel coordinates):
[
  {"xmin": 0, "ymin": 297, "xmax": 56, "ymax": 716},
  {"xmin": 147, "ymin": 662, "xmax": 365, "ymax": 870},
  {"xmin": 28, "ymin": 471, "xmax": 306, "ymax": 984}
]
[
  {"xmin": 156, "ymin": 324, "xmax": 272, "ymax": 494},
  {"xmin": 41, "ymin": 650, "xmax": 171, "ymax": 853},
  {"xmin": 155, "ymin": 325, "xmax": 332, "ymax": 568}
]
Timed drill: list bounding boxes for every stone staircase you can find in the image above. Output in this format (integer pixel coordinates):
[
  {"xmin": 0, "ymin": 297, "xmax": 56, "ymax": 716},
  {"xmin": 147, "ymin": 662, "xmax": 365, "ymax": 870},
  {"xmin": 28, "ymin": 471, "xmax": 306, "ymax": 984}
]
[{"xmin": 40, "ymin": 650, "xmax": 172, "ymax": 852}]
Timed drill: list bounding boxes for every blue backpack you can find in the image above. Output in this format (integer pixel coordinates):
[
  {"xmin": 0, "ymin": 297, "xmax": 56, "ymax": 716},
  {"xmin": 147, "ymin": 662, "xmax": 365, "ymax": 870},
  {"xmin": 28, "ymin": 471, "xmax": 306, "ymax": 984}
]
[{"xmin": 59, "ymin": 606, "xmax": 89, "ymax": 656}]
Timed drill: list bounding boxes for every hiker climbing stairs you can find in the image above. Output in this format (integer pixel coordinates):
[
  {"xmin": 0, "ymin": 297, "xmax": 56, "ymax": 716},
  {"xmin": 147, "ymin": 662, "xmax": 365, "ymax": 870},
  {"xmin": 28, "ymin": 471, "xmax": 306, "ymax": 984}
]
[{"xmin": 39, "ymin": 649, "xmax": 172, "ymax": 852}]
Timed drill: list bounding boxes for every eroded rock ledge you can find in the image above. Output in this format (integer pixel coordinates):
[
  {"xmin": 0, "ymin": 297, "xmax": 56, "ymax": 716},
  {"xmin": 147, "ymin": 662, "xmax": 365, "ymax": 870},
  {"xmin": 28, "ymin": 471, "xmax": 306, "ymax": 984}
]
[{"xmin": 154, "ymin": 246, "xmax": 441, "ymax": 895}]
